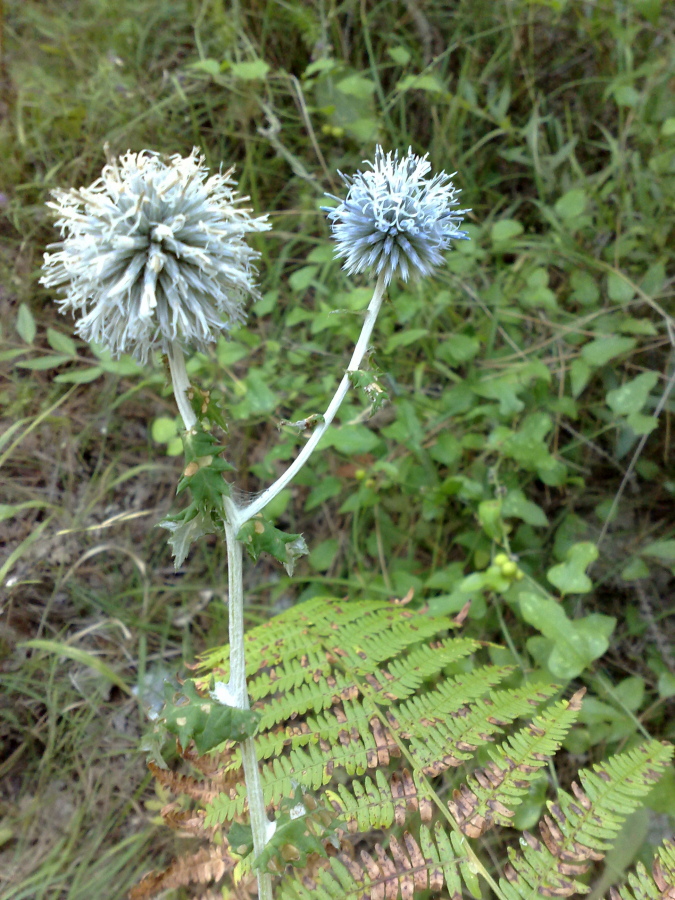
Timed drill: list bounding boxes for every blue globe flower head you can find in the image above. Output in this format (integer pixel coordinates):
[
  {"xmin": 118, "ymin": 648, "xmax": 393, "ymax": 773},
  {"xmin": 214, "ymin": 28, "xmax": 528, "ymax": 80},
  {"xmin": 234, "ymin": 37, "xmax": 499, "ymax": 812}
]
[
  {"xmin": 41, "ymin": 148, "xmax": 270, "ymax": 365},
  {"xmin": 324, "ymin": 146, "xmax": 469, "ymax": 285}
]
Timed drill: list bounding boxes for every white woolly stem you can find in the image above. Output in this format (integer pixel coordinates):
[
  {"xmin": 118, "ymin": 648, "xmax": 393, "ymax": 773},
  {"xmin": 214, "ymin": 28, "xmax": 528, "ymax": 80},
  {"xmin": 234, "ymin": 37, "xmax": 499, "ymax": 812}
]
[
  {"xmin": 224, "ymin": 497, "xmax": 274, "ymax": 900},
  {"xmin": 167, "ymin": 340, "xmax": 197, "ymax": 431},
  {"xmin": 232, "ymin": 272, "xmax": 388, "ymax": 530}
]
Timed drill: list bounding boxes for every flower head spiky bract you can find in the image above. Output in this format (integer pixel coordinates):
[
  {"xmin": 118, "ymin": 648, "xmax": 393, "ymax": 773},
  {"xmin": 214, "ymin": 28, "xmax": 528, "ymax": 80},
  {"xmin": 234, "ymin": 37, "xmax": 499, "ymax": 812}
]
[
  {"xmin": 41, "ymin": 148, "xmax": 270, "ymax": 364},
  {"xmin": 324, "ymin": 145, "xmax": 469, "ymax": 285}
]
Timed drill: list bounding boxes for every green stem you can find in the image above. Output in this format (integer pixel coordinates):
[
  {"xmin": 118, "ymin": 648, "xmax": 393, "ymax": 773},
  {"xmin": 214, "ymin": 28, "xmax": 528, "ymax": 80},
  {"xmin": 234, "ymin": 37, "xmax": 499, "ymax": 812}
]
[
  {"xmin": 232, "ymin": 272, "xmax": 388, "ymax": 531},
  {"xmin": 224, "ymin": 498, "xmax": 274, "ymax": 900},
  {"xmin": 167, "ymin": 341, "xmax": 197, "ymax": 431}
]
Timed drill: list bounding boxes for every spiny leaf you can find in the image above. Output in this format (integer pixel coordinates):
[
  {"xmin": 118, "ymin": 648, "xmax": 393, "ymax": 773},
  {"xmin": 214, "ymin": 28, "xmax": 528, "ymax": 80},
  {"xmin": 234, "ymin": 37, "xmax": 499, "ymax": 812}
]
[
  {"xmin": 160, "ymin": 679, "xmax": 260, "ymax": 753},
  {"xmin": 237, "ymin": 514, "xmax": 309, "ymax": 575},
  {"xmin": 176, "ymin": 426, "xmax": 234, "ymax": 515}
]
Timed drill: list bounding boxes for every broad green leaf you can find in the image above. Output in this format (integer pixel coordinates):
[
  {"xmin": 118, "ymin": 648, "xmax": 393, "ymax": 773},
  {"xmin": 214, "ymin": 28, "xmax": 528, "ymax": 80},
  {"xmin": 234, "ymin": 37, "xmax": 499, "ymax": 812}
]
[
  {"xmin": 388, "ymin": 46, "xmax": 411, "ymax": 65},
  {"xmin": 473, "ymin": 378, "xmax": 524, "ymax": 415},
  {"xmin": 429, "ymin": 433, "xmax": 461, "ymax": 467},
  {"xmin": 16, "ymin": 354, "xmax": 73, "ymax": 370},
  {"xmin": 0, "ymin": 349, "xmax": 24, "ymax": 363},
  {"xmin": 16, "ymin": 303, "xmax": 36, "ymax": 344},
  {"xmin": 46, "ymin": 328, "xmax": 77, "ymax": 356},
  {"xmin": 658, "ymin": 672, "xmax": 675, "ymax": 699},
  {"xmin": 309, "ymin": 538, "xmax": 339, "ymax": 571},
  {"xmin": 151, "ymin": 416, "xmax": 179, "ymax": 443},
  {"xmin": 641, "ymin": 260, "xmax": 666, "ymax": 295},
  {"xmin": 289, "ymin": 265, "xmax": 318, "ymax": 292},
  {"xmin": 625, "ymin": 412, "xmax": 658, "ymax": 435},
  {"xmin": 570, "ymin": 358, "xmax": 591, "ymax": 398},
  {"xmin": 232, "ymin": 369, "xmax": 278, "ymax": 417},
  {"xmin": 554, "ymin": 188, "xmax": 587, "ymax": 219},
  {"xmin": 216, "ymin": 340, "xmax": 249, "ymax": 366},
  {"xmin": 547, "ymin": 541, "xmax": 598, "ymax": 595},
  {"xmin": 581, "ymin": 335, "xmax": 636, "ymax": 366},
  {"xmin": 437, "ymin": 333, "xmax": 480, "ymax": 365},
  {"xmin": 396, "ymin": 73, "xmax": 445, "ymax": 94},
  {"xmin": 305, "ymin": 477, "xmax": 343, "ymax": 511},
  {"xmin": 230, "ymin": 59, "xmax": 270, "ymax": 80},
  {"xmin": 54, "ymin": 366, "xmax": 104, "ymax": 384},
  {"xmin": 385, "ymin": 328, "xmax": 428, "ymax": 353},
  {"xmin": 570, "ymin": 270, "xmax": 600, "ymax": 306},
  {"xmin": 620, "ymin": 558, "xmax": 649, "ymax": 580},
  {"xmin": 640, "ymin": 540, "xmax": 675, "ymax": 561},
  {"xmin": 607, "ymin": 271, "xmax": 636, "ymax": 304},
  {"xmin": 520, "ymin": 593, "xmax": 615, "ymax": 679},
  {"xmin": 502, "ymin": 490, "xmax": 548, "ymax": 526},
  {"xmin": 491, "ymin": 219, "xmax": 523, "ymax": 243},
  {"xmin": 320, "ymin": 424, "xmax": 381, "ymax": 455},
  {"xmin": 253, "ymin": 790, "xmax": 334, "ymax": 873},
  {"xmin": 336, "ymin": 74, "xmax": 376, "ymax": 98},
  {"xmin": 613, "ymin": 675, "xmax": 645, "ymax": 711},
  {"xmin": 606, "ymin": 372, "xmax": 658, "ymax": 415},
  {"xmin": 188, "ymin": 58, "xmax": 221, "ymax": 77},
  {"xmin": 619, "ymin": 316, "xmax": 657, "ymax": 336},
  {"xmin": 478, "ymin": 499, "xmax": 506, "ymax": 540}
]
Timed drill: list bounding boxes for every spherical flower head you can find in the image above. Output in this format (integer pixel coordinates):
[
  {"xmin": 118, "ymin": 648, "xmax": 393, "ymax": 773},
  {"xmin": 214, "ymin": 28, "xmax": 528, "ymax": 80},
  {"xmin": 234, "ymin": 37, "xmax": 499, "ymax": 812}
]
[
  {"xmin": 41, "ymin": 148, "xmax": 270, "ymax": 364},
  {"xmin": 324, "ymin": 146, "xmax": 469, "ymax": 285}
]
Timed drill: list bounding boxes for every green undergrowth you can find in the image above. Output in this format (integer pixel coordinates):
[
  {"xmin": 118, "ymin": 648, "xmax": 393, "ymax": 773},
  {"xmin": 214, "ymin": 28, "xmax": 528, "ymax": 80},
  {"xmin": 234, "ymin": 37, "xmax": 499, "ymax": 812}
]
[{"xmin": 1, "ymin": 0, "xmax": 674, "ymax": 897}]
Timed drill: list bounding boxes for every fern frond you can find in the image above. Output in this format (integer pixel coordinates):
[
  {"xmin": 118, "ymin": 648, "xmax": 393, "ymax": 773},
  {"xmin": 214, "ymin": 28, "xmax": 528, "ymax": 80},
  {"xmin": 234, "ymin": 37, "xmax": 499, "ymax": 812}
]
[
  {"xmin": 148, "ymin": 759, "xmax": 235, "ymax": 805},
  {"xmin": 142, "ymin": 597, "xmax": 674, "ymax": 900},
  {"xmin": 406, "ymin": 680, "xmax": 560, "ymax": 775},
  {"xmin": 277, "ymin": 823, "xmax": 482, "ymax": 900},
  {"xmin": 129, "ymin": 845, "xmax": 245, "ymax": 900},
  {"xmin": 325, "ymin": 767, "xmax": 434, "ymax": 833},
  {"xmin": 500, "ymin": 742, "xmax": 673, "ymax": 900},
  {"xmin": 449, "ymin": 689, "xmax": 585, "ymax": 837},
  {"xmin": 610, "ymin": 839, "xmax": 675, "ymax": 900}
]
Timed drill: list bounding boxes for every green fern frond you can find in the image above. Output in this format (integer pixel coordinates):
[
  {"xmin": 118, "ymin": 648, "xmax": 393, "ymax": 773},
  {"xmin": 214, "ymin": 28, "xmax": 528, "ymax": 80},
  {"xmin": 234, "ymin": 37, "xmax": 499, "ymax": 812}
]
[
  {"xmin": 406, "ymin": 680, "xmax": 560, "ymax": 775},
  {"xmin": 500, "ymin": 741, "xmax": 674, "ymax": 900},
  {"xmin": 609, "ymin": 839, "xmax": 675, "ymax": 900},
  {"xmin": 449, "ymin": 689, "xmax": 585, "ymax": 837}
]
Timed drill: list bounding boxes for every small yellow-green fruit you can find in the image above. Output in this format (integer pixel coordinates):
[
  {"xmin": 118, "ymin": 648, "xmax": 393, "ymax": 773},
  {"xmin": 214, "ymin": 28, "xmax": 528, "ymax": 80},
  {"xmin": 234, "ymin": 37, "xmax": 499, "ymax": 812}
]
[
  {"xmin": 354, "ymin": 468, "xmax": 367, "ymax": 481},
  {"xmin": 365, "ymin": 478, "xmax": 376, "ymax": 489},
  {"xmin": 494, "ymin": 553, "xmax": 510, "ymax": 567},
  {"xmin": 500, "ymin": 560, "xmax": 518, "ymax": 578},
  {"xmin": 515, "ymin": 569, "xmax": 525, "ymax": 581}
]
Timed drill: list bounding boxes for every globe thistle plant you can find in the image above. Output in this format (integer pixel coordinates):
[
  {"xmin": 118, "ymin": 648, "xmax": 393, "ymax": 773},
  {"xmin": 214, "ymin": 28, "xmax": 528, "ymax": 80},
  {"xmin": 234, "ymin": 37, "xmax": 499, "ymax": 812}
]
[
  {"xmin": 324, "ymin": 145, "xmax": 469, "ymax": 285},
  {"xmin": 41, "ymin": 148, "xmax": 270, "ymax": 366}
]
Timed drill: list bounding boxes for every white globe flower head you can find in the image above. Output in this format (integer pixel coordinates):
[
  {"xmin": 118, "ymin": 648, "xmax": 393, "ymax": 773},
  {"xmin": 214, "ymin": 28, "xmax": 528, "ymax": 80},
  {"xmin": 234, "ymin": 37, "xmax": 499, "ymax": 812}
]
[
  {"xmin": 41, "ymin": 148, "xmax": 270, "ymax": 364},
  {"xmin": 324, "ymin": 145, "xmax": 469, "ymax": 285}
]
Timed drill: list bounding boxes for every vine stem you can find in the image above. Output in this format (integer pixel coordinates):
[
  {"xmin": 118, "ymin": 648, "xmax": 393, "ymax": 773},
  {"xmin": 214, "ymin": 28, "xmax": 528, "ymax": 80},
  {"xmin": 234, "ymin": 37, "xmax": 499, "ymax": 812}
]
[
  {"xmin": 167, "ymin": 340, "xmax": 197, "ymax": 431},
  {"xmin": 230, "ymin": 271, "xmax": 388, "ymax": 532}
]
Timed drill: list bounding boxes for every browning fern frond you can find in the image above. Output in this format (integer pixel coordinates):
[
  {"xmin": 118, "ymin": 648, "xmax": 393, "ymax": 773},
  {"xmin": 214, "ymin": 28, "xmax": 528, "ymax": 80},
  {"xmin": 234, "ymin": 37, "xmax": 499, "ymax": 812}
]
[
  {"xmin": 137, "ymin": 596, "xmax": 673, "ymax": 899},
  {"xmin": 609, "ymin": 840, "xmax": 675, "ymax": 900},
  {"xmin": 500, "ymin": 742, "xmax": 673, "ymax": 900},
  {"xmin": 129, "ymin": 844, "xmax": 248, "ymax": 900},
  {"xmin": 449, "ymin": 689, "xmax": 586, "ymax": 837}
]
